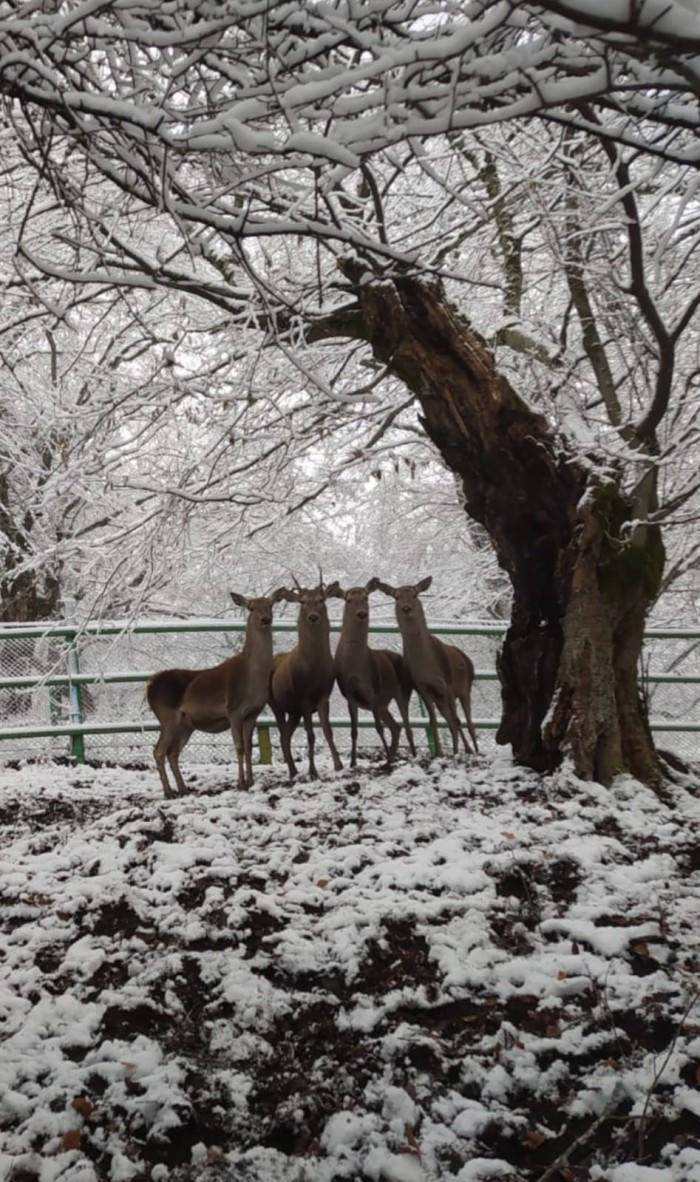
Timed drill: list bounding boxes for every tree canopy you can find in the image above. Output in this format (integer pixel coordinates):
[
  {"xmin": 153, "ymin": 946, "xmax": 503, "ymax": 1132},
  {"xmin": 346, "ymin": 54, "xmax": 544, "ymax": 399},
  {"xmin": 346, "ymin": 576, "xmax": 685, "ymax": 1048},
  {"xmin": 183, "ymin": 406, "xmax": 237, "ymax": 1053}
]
[{"xmin": 2, "ymin": 1, "xmax": 700, "ymax": 285}]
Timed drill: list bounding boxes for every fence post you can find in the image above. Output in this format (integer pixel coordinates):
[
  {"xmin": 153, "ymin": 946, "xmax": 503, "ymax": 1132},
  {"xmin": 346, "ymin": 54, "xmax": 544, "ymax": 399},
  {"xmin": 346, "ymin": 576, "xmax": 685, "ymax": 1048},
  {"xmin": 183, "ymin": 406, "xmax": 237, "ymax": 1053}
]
[{"xmin": 62, "ymin": 597, "xmax": 86, "ymax": 765}]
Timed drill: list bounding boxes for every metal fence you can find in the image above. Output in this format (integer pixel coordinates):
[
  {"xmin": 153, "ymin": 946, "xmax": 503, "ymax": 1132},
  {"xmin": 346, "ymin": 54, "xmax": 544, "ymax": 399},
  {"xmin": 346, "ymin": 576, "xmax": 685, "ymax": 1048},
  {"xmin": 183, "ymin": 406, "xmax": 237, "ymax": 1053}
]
[{"xmin": 0, "ymin": 616, "xmax": 698, "ymax": 767}]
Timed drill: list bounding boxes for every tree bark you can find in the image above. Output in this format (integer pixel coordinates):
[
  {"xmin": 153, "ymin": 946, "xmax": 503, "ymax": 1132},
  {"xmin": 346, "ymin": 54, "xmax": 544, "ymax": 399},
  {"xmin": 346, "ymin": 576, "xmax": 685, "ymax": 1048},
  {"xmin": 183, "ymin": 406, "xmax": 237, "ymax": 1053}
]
[
  {"xmin": 335, "ymin": 262, "xmax": 664, "ymax": 790},
  {"xmin": 0, "ymin": 469, "xmax": 63, "ymax": 720},
  {"xmin": 0, "ymin": 469, "xmax": 61, "ymax": 624}
]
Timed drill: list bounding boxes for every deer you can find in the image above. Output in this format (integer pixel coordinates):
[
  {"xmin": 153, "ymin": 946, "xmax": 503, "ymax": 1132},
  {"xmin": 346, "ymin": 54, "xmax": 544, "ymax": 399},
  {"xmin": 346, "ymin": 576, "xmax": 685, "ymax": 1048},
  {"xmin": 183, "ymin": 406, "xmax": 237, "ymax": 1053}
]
[
  {"xmin": 269, "ymin": 579, "xmax": 344, "ymax": 779},
  {"xmin": 333, "ymin": 580, "xmax": 416, "ymax": 766},
  {"xmin": 374, "ymin": 576, "xmax": 479, "ymax": 758},
  {"xmin": 146, "ymin": 588, "xmax": 292, "ymax": 798}
]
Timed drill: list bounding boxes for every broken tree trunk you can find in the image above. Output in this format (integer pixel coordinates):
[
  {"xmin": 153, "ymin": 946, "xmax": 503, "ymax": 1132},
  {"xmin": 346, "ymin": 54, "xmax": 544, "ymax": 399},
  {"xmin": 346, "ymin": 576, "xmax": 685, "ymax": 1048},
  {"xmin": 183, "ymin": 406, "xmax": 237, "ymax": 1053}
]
[{"xmin": 334, "ymin": 262, "xmax": 664, "ymax": 789}]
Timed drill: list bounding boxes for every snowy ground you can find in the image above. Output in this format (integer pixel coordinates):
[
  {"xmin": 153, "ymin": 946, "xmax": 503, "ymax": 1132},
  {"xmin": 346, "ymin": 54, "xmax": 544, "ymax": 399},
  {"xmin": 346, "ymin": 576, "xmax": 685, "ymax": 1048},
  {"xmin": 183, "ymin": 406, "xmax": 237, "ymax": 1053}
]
[{"xmin": 0, "ymin": 751, "xmax": 699, "ymax": 1182}]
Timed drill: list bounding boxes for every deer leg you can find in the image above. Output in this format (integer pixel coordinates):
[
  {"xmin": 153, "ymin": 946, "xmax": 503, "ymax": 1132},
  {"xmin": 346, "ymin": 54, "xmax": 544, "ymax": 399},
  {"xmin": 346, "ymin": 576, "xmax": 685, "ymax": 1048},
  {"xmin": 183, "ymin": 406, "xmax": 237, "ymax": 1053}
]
[
  {"xmin": 438, "ymin": 692, "xmax": 471, "ymax": 756},
  {"xmin": 271, "ymin": 706, "xmax": 297, "ymax": 778},
  {"xmin": 385, "ymin": 709, "xmax": 401, "ymax": 762},
  {"xmin": 317, "ymin": 696, "xmax": 343, "ymax": 772},
  {"xmin": 349, "ymin": 699, "xmax": 360, "ymax": 768},
  {"xmin": 302, "ymin": 708, "xmax": 318, "ymax": 778},
  {"xmin": 445, "ymin": 691, "xmax": 474, "ymax": 755},
  {"xmin": 168, "ymin": 730, "xmax": 193, "ymax": 795},
  {"xmin": 153, "ymin": 729, "xmax": 176, "ymax": 799},
  {"xmin": 405, "ymin": 721, "xmax": 417, "ymax": 757},
  {"xmin": 394, "ymin": 689, "xmax": 417, "ymax": 757},
  {"xmin": 156, "ymin": 717, "xmax": 193, "ymax": 797},
  {"xmin": 371, "ymin": 709, "xmax": 389, "ymax": 760},
  {"xmin": 422, "ymin": 695, "xmax": 444, "ymax": 757},
  {"xmin": 374, "ymin": 707, "xmax": 400, "ymax": 762},
  {"xmin": 280, "ymin": 711, "xmax": 300, "ymax": 779},
  {"xmin": 239, "ymin": 714, "xmax": 258, "ymax": 788},
  {"xmin": 245, "ymin": 715, "xmax": 259, "ymax": 787},
  {"xmin": 458, "ymin": 693, "xmax": 479, "ymax": 754},
  {"xmin": 229, "ymin": 719, "xmax": 247, "ymax": 790},
  {"xmin": 437, "ymin": 694, "xmax": 461, "ymax": 756}
]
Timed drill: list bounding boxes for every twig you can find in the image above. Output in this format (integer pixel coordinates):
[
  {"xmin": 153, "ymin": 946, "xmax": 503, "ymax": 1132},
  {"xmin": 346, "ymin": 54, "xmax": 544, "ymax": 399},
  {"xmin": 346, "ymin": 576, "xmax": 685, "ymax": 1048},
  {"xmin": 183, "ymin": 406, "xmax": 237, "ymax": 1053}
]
[
  {"xmin": 534, "ymin": 1082, "xmax": 623, "ymax": 1182},
  {"xmin": 636, "ymin": 986, "xmax": 700, "ymax": 1161}
]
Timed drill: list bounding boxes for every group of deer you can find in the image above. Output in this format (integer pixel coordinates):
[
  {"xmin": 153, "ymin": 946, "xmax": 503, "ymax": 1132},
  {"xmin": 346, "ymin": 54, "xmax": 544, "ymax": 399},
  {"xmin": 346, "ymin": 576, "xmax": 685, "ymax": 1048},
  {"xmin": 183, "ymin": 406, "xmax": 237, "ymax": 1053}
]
[{"xmin": 147, "ymin": 577, "xmax": 478, "ymax": 799}]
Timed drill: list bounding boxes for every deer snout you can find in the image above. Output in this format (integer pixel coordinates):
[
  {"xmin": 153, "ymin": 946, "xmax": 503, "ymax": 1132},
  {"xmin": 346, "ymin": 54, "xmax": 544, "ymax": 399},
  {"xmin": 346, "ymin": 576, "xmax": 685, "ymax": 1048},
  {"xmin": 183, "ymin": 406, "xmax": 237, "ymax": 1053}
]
[
  {"xmin": 260, "ymin": 613, "xmax": 272, "ymax": 626},
  {"xmin": 307, "ymin": 611, "xmax": 320, "ymax": 623},
  {"xmin": 356, "ymin": 609, "xmax": 368, "ymax": 620}
]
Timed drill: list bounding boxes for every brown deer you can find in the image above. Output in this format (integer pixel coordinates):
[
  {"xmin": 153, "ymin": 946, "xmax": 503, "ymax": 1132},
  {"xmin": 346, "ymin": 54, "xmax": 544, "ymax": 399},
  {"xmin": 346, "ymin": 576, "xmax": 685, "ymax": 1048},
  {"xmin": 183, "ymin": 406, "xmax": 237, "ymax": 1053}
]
[
  {"xmin": 269, "ymin": 580, "xmax": 343, "ymax": 779},
  {"xmin": 333, "ymin": 581, "xmax": 416, "ymax": 766},
  {"xmin": 147, "ymin": 589, "xmax": 292, "ymax": 797},
  {"xmin": 374, "ymin": 576, "xmax": 478, "ymax": 757}
]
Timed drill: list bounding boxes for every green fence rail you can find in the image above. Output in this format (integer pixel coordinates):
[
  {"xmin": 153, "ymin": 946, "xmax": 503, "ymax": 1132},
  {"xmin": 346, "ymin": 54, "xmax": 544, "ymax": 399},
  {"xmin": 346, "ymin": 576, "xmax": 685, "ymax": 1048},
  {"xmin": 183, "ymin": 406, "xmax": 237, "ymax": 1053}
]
[{"xmin": 1, "ymin": 618, "xmax": 699, "ymax": 765}]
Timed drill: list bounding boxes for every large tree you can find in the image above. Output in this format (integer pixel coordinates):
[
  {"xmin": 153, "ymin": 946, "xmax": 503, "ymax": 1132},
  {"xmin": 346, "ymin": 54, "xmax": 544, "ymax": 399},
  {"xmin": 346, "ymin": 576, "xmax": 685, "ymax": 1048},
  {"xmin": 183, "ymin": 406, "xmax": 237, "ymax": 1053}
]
[{"xmin": 2, "ymin": 1, "xmax": 700, "ymax": 787}]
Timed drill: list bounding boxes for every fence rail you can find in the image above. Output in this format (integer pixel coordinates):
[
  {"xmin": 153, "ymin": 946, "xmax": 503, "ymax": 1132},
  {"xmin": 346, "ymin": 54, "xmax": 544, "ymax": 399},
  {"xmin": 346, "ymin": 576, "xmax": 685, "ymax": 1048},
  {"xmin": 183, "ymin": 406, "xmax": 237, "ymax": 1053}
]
[{"xmin": 1, "ymin": 617, "xmax": 699, "ymax": 766}]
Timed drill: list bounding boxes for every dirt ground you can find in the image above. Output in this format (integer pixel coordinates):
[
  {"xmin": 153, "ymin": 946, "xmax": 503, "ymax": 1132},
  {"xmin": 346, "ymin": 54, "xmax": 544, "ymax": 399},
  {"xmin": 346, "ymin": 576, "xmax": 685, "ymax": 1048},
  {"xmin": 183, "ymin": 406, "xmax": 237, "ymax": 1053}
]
[{"xmin": 1, "ymin": 754, "xmax": 699, "ymax": 1181}]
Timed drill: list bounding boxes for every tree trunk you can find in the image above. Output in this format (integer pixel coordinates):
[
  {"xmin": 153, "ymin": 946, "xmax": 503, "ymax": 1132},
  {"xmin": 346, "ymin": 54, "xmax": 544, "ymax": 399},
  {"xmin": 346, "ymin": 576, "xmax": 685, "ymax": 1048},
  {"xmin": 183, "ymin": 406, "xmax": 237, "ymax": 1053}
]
[
  {"xmin": 0, "ymin": 469, "xmax": 61, "ymax": 624},
  {"xmin": 336, "ymin": 262, "xmax": 665, "ymax": 790},
  {"xmin": 542, "ymin": 492, "xmax": 663, "ymax": 787},
  {"xmin": 0, "ymin": 468, "xmax": 63, "ymax": 719}
]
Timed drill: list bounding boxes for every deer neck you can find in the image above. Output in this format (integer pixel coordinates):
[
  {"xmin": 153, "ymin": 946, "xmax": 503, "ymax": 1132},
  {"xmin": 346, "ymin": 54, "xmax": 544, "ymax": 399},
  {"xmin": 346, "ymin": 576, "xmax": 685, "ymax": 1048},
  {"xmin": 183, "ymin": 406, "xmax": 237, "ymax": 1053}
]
[
  {"xmin": 298, "ymin": 612, "xmax": 332, "ymax": 666},
  {"xmin": 397, "ymin": 612, "xmax": 432, "ymax": 658},
  {"xmin": 242, "ymin": 620, "xmax": 275, "ymax": 691},
  {"xmin": 336, "ymin": 608, "xmax": 370, "ymax": 668}
]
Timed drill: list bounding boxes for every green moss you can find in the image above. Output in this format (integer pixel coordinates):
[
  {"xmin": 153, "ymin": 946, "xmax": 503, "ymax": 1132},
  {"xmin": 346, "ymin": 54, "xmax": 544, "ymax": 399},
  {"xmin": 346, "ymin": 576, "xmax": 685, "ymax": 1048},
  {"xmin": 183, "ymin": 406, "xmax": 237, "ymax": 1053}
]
[{"xmin": 593, "ymin": 480, "xmax": 665, "ymax": 602}]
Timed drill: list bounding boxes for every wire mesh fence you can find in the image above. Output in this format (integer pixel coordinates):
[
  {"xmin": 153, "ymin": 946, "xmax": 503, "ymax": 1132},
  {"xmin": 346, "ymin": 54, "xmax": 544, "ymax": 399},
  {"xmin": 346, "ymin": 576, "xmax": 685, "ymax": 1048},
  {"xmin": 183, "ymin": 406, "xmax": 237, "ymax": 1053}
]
[{"xmin": 0, "ymin": 618, "xmax": 698, "ymax": 768}]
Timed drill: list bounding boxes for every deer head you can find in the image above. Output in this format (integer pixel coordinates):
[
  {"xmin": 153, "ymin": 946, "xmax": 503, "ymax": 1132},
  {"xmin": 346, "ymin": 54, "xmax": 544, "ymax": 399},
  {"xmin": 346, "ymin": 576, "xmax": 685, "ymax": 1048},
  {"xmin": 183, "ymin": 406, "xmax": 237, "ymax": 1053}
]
[
  {"xmin": 334, "ymin": 580, "xmax": 381, "ymax": 620},
  {"xmin": 288, "ymin": 577, "xmax": 342, "ymax": 609},
  {"xmin": 284, "ymin": 581, "xmax": 341, "ymax": 629},
  {"xmin": 229, "ymin": 588, "xmax": 296, "ymax": 627},
  {"xmin": 373, "ymin": 577, "xmax": 433, "ymax": 622}
]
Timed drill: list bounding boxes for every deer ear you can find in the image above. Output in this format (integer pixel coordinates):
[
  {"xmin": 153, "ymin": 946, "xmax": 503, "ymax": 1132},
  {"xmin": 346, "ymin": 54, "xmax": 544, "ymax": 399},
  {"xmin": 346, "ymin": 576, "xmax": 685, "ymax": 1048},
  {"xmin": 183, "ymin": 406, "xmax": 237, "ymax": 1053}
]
[
  {"xmin": 365, "ymin": 577, "xmax": 380, "ymax": 592},
  {"xmin": 230, "ymin": 591, "xmax": 250, "ymax": 609},
  {"xmin": 272, "ymin": 587, "xmax": 297, "ymax": 603},
  {"xmin": 323, "ymin": 581, "xmax": 343, "ymax": 599},
  {"xmin": 416, "ymin": 576, "xmax": 433, "ymax": 593},
  {"xmin": 374, "ymin": 580, "xmax": 396, "ymax": 597}
]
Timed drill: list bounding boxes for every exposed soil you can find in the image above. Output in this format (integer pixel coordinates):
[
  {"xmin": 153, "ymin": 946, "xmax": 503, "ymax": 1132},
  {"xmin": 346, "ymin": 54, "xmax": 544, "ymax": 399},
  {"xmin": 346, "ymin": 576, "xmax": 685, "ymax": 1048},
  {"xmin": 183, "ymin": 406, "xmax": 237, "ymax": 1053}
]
[{"xmin": 1, "ymin": 756, "xmax": 699, "ymax": 1182}]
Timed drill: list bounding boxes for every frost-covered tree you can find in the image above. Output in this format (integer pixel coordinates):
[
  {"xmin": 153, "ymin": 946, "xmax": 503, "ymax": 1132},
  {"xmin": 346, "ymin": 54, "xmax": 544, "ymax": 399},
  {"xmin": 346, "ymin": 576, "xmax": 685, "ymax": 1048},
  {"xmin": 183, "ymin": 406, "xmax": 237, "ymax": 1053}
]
[
  {"xmin": 0, "ymin": 278, "xmax": 190, "ymax": 621},
  {"xmin": 2, "ymin": 0, "xmax": 700, "ymax": 789}
]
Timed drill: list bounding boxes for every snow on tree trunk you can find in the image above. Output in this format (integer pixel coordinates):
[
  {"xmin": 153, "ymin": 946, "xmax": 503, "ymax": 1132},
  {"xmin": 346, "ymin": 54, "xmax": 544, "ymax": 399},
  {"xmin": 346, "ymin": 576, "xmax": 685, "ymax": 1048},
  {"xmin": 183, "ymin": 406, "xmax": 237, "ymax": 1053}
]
[
  {"xmin": 338, "ymin": 261, "xmax": 664, "ymax": 790},
  {"xmin": 0, "ymin": 470, "xmax": 61, "ymax": 624},
  {"xmin": 542, "ymin": 485, "xmax": 665, "ymax": 788}
]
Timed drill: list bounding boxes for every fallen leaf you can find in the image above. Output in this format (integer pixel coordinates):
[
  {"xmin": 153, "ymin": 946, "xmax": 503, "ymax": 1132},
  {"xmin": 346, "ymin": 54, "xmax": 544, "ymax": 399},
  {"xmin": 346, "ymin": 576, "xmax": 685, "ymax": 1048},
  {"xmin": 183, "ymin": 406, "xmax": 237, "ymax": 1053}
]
[
  {"xmin": 70, "ymin": 1096, "xmax": 93, "ymax": 1117},
  {"xmin": 404, "ymin": 1123, "xmax": 420, "ymax": 1153},
  {"xmin": 523, "ymin": 1129, "xmax": 548, "ymax": 1150},
  {"xmin": 60, "ymin": 1129, "xmax": 81, "ymax": 1152}
]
